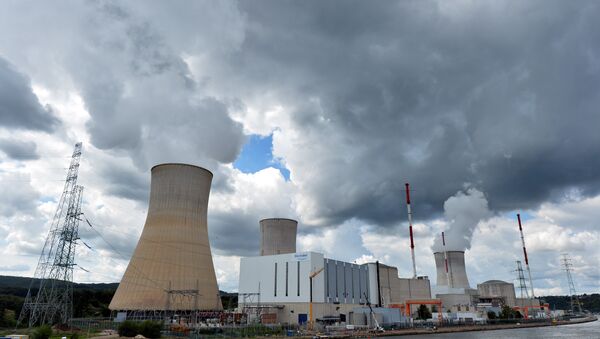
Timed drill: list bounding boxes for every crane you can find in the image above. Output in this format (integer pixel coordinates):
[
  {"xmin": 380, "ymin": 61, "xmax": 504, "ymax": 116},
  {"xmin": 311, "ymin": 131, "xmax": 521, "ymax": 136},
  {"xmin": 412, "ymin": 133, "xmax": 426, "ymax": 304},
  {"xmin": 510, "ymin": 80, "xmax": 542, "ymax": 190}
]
[{"xmin": 309, "ymin": 267, "xmax": 324, "ymax": 330}]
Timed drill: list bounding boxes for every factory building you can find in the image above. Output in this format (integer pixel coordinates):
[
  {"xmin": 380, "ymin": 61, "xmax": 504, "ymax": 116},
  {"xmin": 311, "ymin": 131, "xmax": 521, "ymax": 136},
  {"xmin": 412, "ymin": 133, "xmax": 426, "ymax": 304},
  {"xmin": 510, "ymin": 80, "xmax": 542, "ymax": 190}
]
[
  {"xmin": 238, "ymin": 219, "xmax": 432, "ymax": 324},
  {"xmin": 110, "ymin": 164, "xmax": 223, "ymax": 313},
  {"xmin": 477, "ymin": 280, "xmax": 517, "ymax": 307}
]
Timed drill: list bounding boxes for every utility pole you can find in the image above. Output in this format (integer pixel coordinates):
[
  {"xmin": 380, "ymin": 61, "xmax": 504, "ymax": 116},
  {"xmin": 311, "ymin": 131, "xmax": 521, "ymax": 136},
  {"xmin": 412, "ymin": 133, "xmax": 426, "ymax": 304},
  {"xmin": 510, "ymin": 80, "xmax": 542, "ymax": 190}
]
[
  {"xmin": 515, "ymin": 260, "xmax": 529, "ymax": 299},
  {"xmin": 561, "ymin": 253, "xmax": 583, "ymax": 314},
  {"xmin": 18, "ymin": 143, "xmax": 84, "ymax": 327}
]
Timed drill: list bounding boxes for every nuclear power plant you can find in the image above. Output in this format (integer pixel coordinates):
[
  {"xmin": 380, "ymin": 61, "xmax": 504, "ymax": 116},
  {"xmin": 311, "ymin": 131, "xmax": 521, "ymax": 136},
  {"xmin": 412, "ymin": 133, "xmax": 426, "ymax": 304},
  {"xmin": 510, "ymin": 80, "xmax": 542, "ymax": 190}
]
[
  {"xmin": 102, "ymin": 167, "xmax": 554, "ymax": 327},
  {"xmin": 109, "ymin": 164, "xmax": 222, "ymax": 316}
]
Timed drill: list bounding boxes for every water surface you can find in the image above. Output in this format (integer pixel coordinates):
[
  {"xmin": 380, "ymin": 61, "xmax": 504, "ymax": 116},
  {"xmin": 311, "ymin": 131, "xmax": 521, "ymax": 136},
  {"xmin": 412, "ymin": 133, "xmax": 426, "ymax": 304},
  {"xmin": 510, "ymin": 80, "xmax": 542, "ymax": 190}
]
[{"xmin": 396, "ymin": 319, "xmax": 599, "ymax": 338}]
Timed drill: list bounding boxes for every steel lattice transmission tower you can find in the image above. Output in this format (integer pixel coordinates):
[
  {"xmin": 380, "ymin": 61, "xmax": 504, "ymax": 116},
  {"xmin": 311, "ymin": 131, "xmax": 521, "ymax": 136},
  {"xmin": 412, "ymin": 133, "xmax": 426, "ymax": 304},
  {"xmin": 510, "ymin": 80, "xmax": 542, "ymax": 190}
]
[
  {"xmin": 19, "ymin": 143, "xmax": 84, "ymax": 327},
  {"xmin": 561, "ymin": 253, "xmax": 583, "ymax": 314},
  {"xmin": 515, "ymin": 260, "xmax": 529, "ymax": 299}
]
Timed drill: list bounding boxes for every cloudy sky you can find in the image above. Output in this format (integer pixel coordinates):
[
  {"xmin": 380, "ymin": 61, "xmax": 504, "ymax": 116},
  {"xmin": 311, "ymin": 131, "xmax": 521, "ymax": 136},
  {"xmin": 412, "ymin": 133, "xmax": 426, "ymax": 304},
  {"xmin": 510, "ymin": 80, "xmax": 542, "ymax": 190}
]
[{"xmin": 0, "ymin": 0, "xmax": 599, "ymax": 296}]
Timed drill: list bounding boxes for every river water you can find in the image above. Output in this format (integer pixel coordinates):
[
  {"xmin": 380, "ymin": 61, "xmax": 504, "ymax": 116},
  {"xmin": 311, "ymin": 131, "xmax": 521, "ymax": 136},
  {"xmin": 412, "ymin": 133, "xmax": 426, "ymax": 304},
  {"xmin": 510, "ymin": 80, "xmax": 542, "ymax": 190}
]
[{"xmin": 396, "ymin": 319, "xmax": 600, "ymax": 338}]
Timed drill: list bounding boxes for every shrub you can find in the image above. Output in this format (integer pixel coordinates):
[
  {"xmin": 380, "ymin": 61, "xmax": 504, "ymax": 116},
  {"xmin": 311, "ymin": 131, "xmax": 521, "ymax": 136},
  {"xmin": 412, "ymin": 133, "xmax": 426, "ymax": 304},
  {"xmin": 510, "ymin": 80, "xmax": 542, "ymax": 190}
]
[
  {"xmin": 32, "ymin": 325, "xmax": 53, "ymax": 339},
  {"xmin": 139, "ymin": 321, "xmax": 162, "ymax": 338},
  {"xmin": 71, "ymin": 332, "xmax": 80, "ymax": 339},
  {"xmin": 118, "ymin": 320, "xmax": 140, "ymax": 337}
]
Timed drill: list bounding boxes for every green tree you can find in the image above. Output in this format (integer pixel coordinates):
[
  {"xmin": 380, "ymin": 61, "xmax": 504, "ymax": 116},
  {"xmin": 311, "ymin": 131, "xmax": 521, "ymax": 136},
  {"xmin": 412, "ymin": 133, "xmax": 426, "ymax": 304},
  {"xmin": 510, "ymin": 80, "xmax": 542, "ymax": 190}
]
[
  {"xmin": 417, "ymin": 304, "xmax": 432, "ymax": 320},
  {"xmin": 32, "ymin": 325, "xmax": 52, "ymax": 339},
  {"xmin": 500, "ymin": 305, "xmax": 513, "ymax": 319},
  {"xmin": 487, "ymin": 311, "xmax": 497, "ymax": 320}
]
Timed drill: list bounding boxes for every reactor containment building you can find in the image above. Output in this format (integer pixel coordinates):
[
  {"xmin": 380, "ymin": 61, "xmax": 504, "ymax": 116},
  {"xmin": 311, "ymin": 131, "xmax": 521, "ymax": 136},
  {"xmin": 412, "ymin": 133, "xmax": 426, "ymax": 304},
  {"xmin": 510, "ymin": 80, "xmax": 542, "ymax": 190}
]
[{"xmin": 109, "ymin": 163, "xmax": 223, "ymax": 313}]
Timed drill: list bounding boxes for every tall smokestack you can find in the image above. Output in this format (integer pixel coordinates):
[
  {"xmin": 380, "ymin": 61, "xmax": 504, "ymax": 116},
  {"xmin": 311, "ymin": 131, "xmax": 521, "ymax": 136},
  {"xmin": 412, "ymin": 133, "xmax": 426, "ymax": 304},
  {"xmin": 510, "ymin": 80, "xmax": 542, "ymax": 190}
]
[
  {"xmin": 405, "ymin": 183, "xmax": 417, "ymax": 278},
  {"xmin": 442, "ymin": 232, "xmax": 451, "ymax": 287},
  {"xmin": 434, "ymin": 251, "xmax": 470, "ymax": 289},
  {"xmin": 259, "ymin": 218, "xmax": 297, "ymax": 256},
  {"xmin": 110, "ymin": 164, "xmax": 223, "ymax": 311},
  {"xmin": 517, "ymin": 213, "xmax": 535, "ymax": 298}
]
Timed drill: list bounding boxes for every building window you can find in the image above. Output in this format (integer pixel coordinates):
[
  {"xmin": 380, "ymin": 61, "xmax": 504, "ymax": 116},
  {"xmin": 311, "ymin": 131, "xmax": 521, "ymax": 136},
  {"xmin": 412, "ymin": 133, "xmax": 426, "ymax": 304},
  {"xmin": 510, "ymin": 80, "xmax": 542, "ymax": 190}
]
[
  {"xmin": 297, "ymin": 261, "xmax": 300, "ymax": 296},
  {"xmin": 286, "ymin": 262, "xmax": 289, "ymax": 297},
  {"xmin": 274, "ymin": 263, "xmax": 278, "ymax": 297}
]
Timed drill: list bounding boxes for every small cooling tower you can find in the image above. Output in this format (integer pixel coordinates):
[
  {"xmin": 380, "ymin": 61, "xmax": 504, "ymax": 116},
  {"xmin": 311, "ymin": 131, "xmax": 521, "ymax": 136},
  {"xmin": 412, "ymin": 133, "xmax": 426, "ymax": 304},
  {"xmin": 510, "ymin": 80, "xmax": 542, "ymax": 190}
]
[
  {"xmin": 259, "ymin": 218, "xmax": 297, "ymax": 256},
  {"xmin": 109, "ymin": 163, "xmax": 223, "ymax": 311},
  {"xmin": 434, "ymin": 251, "xmax": 470, "ymax": 289}
]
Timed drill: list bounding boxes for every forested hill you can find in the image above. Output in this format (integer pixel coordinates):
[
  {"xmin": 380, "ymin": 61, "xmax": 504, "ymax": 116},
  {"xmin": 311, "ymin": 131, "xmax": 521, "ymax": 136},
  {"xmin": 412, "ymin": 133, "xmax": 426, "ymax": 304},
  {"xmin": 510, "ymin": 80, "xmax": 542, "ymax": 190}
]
[
  {"xmin": 0, "ymin": 275, "xmax": 238, "ymax": 327},
  {"xmin": 541, "ymin": 294, "xmax": 600, "ymax": 313},
  {"xmin": 0, "ymin": 275, "xmax": 119, "ymax": 295},
  {"xmin": 0, "ymin": 275, "xmax": 120, "ymax": 324}
]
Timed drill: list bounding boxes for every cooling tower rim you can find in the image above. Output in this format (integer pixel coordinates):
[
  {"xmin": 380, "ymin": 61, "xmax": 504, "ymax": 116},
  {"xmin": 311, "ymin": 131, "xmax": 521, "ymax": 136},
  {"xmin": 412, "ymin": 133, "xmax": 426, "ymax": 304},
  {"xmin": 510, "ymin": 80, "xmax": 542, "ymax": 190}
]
[
  {"xmin": 151, "ymin": 163, "xmax": 213, "ymax": 177},
  {"xmin": 433, "ymin": 250, "xmax": 466, "ymax": 254},
  {"xmin": 259, "ymin": 217, "xmax": 298, "ymax": 223}
]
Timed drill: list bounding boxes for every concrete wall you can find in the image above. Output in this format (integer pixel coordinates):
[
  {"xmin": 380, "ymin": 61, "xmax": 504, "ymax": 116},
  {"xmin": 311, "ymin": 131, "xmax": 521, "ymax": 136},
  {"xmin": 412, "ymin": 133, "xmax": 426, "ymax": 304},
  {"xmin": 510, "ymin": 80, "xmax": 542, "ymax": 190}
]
[
  {"xmin": 110, "ymin": 164, "xmax": 222, "ymax": 311},
  {"xmin": 260, "ymin": 218, "xmax": 297, "ymax": 256},
  {"xmin": 324, "ymin": 259, "xmax": 369, "ymax": 304},
  {"xmin": 434, "ymin": 251, "xmax": 470, "ymax": 288},
  {"xmin": 477, "ymin": 280, "xmax": 517, "ymax": 307},
  {"xmin": 375, "ymin": 264, "xmax": 432, "ymax": 306},
  {"xmin": 239, "ymin": 252, "xmax": 325, "ymax": 304}
]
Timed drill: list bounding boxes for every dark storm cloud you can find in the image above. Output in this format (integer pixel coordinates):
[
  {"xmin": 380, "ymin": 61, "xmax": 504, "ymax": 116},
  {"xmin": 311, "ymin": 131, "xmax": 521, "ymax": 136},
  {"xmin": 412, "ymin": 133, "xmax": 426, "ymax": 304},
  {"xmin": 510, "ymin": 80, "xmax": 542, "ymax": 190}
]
[
  {"xmin": 99, "ymin": 161, "xmax": 149, "ymax": 202},
  {"xmin": 209, "ymin": 212, "xmax": 259, "ymax": 256},
  {"xmin": 228, "ymin": 1, "xmax": 600, "ymax": 226},
  {"xmin": 0, "ymin": 57, "xmax": 59, "ymax": 132},
  {"xmin": 0, "ymin": 139, "xmax": 39, "ymax": 160}
]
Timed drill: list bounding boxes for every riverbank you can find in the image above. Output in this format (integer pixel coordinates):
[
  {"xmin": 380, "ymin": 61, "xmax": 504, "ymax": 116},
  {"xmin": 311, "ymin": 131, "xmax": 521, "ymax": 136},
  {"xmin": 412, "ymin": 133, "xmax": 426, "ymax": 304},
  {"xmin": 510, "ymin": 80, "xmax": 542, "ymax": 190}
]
[{"xmin": 347, "ymin": 316, "xmax": 598, "ymax": 337}]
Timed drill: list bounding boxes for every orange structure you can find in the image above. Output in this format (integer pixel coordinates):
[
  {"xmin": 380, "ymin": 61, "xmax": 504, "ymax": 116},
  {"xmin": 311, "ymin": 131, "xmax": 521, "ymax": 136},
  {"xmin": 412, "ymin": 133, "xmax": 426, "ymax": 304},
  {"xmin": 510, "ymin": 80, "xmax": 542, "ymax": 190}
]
[
  {"xmin": 513, "ymin": 303, "xmax": 550, "ymax": 319},
  {"xmin": 390, "ymin": 299, "xmax": 443, "ymax": 322}
]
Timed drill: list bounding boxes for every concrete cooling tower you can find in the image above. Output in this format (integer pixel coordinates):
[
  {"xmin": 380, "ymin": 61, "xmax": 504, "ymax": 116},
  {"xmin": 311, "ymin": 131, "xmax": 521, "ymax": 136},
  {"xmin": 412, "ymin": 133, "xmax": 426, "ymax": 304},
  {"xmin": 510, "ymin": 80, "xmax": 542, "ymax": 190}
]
[
  {"xmin": 434, "ymin": 251, "xmax": 470, "ymax": 289},
  {"xmin": 259, "ymin": 218, "xmax": 297, "ymax": 256},
  {"xmin": 109, "ymin": 164, "xmax": 223, "ymax": 311}
]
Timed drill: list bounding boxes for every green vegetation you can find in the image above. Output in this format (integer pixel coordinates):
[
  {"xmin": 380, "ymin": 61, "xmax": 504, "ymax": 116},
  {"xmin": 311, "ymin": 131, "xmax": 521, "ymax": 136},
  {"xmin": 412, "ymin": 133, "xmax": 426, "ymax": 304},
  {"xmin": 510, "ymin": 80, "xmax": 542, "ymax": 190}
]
[
  {"xmin": 541, "ymin": 294, "xmax": 600, "ymax": 313},
  {"xmin": 499, "ymin": 305, "xmax": 522, "ymax": 319},
  {"xmin": 0, "ymin": 275, "xmax": 238, "ymax": 328},
  {"xmin": 31, "ymin": 325, "xmax": 52, "ymax": 339},
  {"xmin": 416, "ymin": 304, "xmax": 432, "ymax": 320}
]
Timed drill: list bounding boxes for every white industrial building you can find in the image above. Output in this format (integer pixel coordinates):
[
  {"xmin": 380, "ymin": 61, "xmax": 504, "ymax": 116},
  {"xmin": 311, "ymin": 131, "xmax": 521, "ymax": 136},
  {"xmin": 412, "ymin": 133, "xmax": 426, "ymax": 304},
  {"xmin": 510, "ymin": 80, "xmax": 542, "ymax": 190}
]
[{"xmin": 238, "ymin": 218, "xmax": 432, "ymax": 325}]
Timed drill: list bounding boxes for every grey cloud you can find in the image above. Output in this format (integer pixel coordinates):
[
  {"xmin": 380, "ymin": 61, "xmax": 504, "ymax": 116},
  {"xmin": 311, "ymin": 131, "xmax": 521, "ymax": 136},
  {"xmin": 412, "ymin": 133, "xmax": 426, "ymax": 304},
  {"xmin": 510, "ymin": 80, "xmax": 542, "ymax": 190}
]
[
  {"xmin": 98, "ymin": 161, "xmax": 149, "ymax": 202},
  {"xmin": 0, "ymin": 173, "xmax": 40, "ymax": 217},
  {"xmin": 0, "ymin": 57, "xmax": 59, "ymax": 132},
  {"xmin": 0, "ymin": 264, "xmax": 29, "ymax": 272},
  {"xmin": 0, "ymin": 139, "xmax": 39, "ymax": 160},
  {"xmin": 224, "ymin": 1, "xmax": 600, "ymax": 227},
  {"xmin": 69, "ymin": 1, "xmax": 246, "ymax": 170}
]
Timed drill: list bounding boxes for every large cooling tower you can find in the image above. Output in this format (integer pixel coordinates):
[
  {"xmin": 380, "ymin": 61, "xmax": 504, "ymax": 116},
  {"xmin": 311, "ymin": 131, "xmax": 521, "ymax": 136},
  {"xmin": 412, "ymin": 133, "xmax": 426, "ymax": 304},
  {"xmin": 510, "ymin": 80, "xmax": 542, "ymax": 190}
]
[
  {"xmin": 259, "ymin": 218, "xmax": 297, "ymax": 256},
  {"xmin": 434, "ymin": 251, "xmax": 470, "ymax": 289},
  {"xmin": 109, "ymin": 164, "xmax": 223, "ymax": 311}
]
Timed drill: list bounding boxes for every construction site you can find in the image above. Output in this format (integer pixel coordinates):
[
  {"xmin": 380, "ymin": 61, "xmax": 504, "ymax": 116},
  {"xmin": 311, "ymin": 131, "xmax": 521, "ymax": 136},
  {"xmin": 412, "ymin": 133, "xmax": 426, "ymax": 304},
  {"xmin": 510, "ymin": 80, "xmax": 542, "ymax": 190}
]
[{"xmin": 12, "ymin": 143, "xmax": 597, "ymax": 338}]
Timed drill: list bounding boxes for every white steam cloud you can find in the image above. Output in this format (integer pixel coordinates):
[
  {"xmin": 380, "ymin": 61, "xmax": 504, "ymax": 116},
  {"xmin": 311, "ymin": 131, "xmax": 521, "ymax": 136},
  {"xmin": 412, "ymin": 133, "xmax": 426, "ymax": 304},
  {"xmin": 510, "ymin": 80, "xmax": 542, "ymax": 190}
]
[{"xmin": 433, "ymin": 187, "xmax": 492, "ymax": 252}]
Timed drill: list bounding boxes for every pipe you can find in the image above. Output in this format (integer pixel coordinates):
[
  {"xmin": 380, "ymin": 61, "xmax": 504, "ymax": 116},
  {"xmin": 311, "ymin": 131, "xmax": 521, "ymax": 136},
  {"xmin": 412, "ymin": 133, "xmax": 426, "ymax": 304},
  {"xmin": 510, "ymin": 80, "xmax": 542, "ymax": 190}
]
[
  {"xmin": 517, "ymin": 213, "xmax": 535, "ymax": 298},
  {"xmin": 376, "ymin": 261, "xmax": 382, "ymax": 307},
  {"xmin": 405, "ymin": 183, "xmax": 417, "ymax": 278}
]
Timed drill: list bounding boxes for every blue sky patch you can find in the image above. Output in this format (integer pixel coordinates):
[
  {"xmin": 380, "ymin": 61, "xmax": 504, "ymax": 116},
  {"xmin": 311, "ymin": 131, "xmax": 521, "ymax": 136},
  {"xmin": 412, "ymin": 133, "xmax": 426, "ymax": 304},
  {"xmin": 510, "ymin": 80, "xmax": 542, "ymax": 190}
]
[{"xmin": 234, "ymin": 134, "xmax": 290, "ymax": 180}]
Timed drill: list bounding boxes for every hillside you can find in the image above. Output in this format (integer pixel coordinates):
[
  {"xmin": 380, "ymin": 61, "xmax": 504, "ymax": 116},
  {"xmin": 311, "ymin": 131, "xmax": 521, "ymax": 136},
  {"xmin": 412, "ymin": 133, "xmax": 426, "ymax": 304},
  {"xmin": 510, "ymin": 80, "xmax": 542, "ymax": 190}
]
[{"xmin": 0, "ymin": 275, "xmax": 238, "ymax": 327}]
